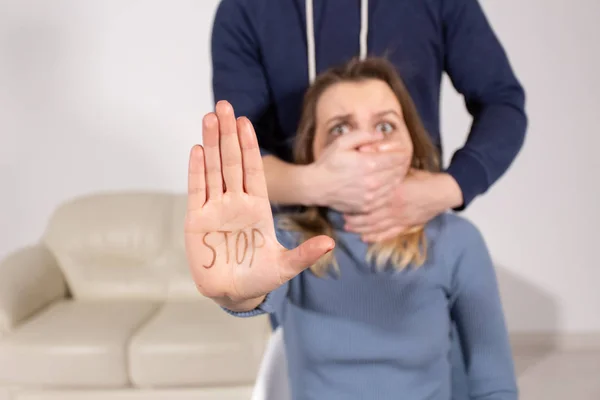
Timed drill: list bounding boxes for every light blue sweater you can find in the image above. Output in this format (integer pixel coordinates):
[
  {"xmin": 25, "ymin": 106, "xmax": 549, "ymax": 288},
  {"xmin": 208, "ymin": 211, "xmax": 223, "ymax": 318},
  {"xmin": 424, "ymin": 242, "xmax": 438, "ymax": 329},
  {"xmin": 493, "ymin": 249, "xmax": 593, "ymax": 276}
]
[{"xmin": 225, "ymin": 211, "xmax": 517, "ymax": 400}]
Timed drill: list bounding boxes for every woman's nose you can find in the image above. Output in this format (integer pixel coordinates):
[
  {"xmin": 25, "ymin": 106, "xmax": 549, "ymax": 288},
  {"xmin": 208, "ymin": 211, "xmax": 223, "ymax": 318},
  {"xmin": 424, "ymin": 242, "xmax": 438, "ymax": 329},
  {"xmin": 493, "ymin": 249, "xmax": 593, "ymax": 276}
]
[{"xmin": 351, "ymin": 128, "xmax": 387, "ymax": 153}]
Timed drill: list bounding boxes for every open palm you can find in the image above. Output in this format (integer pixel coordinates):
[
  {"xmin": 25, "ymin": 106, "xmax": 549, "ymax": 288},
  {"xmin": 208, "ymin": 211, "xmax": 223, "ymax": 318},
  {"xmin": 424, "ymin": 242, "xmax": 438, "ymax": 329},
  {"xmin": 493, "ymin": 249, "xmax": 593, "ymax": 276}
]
[{"xmin": 185, "ymin": 101, "xmax": 334, "ymax": 306}]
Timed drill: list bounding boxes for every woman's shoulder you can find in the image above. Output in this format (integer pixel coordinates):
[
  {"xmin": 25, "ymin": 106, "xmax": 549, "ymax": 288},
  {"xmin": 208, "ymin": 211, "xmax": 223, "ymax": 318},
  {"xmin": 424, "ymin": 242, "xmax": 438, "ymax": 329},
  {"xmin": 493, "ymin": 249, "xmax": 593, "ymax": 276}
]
[
  {"xmin": 426, "ymin": 212, "xmax": 487, "ymax": 253},
  {"xmin": 425, "ymin": 214, "xmax": 493, "ymax": 287},
  {"xmin": 427, "ymin": 212, "xmax": 481, "ymax": 235}
]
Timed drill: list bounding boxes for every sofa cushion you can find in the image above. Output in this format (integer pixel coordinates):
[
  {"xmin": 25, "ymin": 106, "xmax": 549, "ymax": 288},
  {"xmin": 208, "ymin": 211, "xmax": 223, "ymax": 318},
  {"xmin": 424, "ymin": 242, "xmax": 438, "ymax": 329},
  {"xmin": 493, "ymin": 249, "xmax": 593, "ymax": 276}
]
[
  {"xmin": 169, "ymin": 194, "xmax": 187, "ymax": 253},
  {"xmin": 0, "ymin": 300, "xmax": 158, "ymax": 387},
  {"xmin": 163, "ymin": 194, "xmax": 218, "ymax": 300},
  {"xmin": 154, "ymin": 250, "xmax": 202, "ymax": 300},
  {"xmin": 128, "ymin": 301, "xmax": 270, "ymax": 388},
  {"xmin": 43, "ymin": 192, "xmax": 174, "ymax": 300}
]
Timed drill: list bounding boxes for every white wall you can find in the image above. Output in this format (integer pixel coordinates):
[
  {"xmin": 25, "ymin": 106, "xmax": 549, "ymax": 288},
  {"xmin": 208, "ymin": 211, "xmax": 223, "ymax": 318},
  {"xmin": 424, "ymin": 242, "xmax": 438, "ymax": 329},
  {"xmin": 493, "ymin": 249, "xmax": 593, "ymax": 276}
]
[
  {"xmin": 1, "ymin": 0, "xmax": 598, "ymax": 333},
  {"xmin": 440, "ymin": 0, "xmax": 600, "ymax": 334},
  {"xmin": 0, "ymin": 0, "xmax": 217, "ymax": 257}
]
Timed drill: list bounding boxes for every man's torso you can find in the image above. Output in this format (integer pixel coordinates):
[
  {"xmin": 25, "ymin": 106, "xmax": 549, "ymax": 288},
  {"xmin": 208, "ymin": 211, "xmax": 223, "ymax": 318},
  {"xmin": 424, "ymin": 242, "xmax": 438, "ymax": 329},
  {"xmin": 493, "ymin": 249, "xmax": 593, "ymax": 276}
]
[{"xmin": 246, "ymin": 0, "xmax": 446, "ymax": 161}]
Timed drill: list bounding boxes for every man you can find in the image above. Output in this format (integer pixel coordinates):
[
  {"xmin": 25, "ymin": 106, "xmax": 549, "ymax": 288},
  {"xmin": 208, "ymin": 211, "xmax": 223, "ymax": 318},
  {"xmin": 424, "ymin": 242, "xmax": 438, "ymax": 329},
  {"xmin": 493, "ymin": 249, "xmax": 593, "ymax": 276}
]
[{"xmin": 210, "ymin": 0, "xmax": 526, "ymax": 397}]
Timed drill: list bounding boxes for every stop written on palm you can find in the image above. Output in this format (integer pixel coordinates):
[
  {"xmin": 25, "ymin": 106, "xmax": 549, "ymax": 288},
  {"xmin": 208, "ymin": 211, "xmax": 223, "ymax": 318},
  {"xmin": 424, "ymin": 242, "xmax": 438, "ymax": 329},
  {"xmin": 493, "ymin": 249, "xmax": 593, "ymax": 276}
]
[{"xmin": 184, "ymin": 101, "xmax": 335, "ymax": 307}]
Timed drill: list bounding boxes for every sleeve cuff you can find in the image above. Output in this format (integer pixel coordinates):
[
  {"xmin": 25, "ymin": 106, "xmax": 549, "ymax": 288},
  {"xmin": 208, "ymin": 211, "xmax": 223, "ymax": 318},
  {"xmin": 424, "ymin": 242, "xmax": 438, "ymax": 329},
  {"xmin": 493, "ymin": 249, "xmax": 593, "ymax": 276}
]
[
  {"xmin": 221, "ymin": 304, "xmax": 265, "ymax": 318},
  {"xmin": 257, "ymin": 283, "xmax": 288, "ymax": 314},
  {"xmin": 221, "ymin": 283, "xmax": 289, "ymax": 318},
  {"xmin": 445, "ymin": 150, "xmax": 490, "ymax": 211}
]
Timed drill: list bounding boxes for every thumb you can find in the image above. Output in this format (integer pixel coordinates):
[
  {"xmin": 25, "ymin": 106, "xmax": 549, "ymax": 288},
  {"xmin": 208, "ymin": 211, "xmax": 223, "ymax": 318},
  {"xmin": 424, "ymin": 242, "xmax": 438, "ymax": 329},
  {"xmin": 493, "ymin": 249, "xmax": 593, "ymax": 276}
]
[
  {"xmin": 279, "ymin": 235, "xmax": 335, "ymax": 281},
  {"xmin": 334, "ymin": 131, "xmax": 384, "ymax": 151}
]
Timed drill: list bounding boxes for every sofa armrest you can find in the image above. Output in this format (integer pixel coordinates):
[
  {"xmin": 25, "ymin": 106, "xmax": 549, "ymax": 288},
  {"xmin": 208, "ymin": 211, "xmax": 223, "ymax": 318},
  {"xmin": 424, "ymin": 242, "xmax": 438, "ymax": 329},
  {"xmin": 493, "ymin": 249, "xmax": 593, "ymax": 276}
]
[{"xmin": 0, "ymin": 244, "xmax": 67, "ymax": 336}]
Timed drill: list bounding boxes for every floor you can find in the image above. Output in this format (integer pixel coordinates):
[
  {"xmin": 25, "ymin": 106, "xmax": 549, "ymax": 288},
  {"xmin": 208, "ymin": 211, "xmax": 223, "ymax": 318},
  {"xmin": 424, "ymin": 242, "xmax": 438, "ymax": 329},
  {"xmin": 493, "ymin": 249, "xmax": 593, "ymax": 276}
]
[
  {"xmin": 514, "ymin": 350, "xmax": 600, "ymax": 399},
  {"xmin": 1, "ymin": 351, "xmax": 597, "ymax": 399}
]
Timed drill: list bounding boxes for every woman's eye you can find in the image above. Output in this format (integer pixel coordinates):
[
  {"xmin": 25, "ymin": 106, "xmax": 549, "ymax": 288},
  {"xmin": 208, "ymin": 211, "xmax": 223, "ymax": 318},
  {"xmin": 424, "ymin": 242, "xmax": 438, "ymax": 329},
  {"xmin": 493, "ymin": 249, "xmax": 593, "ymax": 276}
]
[
  {"xmin": 376, "ymin": 122, "xmax": 394, "ymax": 135},
  {"xmin": 330, "ymin": 124, "xmax": 350, "ymax": 136}
]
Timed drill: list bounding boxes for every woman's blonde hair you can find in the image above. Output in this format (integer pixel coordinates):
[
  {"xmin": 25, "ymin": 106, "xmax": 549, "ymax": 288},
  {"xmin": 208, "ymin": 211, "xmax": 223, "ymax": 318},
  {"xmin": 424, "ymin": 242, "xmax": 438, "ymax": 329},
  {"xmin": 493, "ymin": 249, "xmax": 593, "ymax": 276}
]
[{"xmin": 278, "ymin": 57, "xmax": 441, "ymax": 277}]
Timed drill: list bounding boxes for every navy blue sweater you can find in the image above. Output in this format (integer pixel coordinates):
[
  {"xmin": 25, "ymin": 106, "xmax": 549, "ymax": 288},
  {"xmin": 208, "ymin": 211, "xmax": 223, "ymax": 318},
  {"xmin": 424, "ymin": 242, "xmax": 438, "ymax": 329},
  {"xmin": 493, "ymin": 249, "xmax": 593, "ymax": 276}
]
[{"xmin": 211, "ymin": 0, "xmax": 527, "ymax": 209}]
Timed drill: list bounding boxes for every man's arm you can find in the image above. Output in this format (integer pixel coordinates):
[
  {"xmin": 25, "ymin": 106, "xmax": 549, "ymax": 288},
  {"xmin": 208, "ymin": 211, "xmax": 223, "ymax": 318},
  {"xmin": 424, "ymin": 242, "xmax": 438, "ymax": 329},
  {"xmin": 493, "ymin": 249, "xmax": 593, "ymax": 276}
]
[
  {"xmin": 442, "ymin": 0, "xmax": 528, "ymax": 210},
  {"xmin": 211, "ymin": 0, "xmax": 314, "ymax": 206},
  {"xmin": 344, "ymin": 1, "xmax": 526, "ymax": 239}
]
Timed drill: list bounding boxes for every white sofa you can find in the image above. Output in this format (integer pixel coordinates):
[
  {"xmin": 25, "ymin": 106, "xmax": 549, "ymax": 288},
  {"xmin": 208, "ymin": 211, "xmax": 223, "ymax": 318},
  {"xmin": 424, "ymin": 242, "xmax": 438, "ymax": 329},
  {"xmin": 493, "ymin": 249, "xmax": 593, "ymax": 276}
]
[{"xmin": 0, "ymin": 191, "xmax": 270, "ymax": 400}]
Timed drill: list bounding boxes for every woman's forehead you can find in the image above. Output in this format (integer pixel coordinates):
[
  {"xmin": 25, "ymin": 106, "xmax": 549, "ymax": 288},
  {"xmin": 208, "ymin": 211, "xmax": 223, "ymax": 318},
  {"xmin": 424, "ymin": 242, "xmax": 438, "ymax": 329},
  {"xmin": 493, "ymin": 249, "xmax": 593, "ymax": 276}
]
[{"xmin": 316, "ymin": 80, "xmax": 401, "ymax": 119}]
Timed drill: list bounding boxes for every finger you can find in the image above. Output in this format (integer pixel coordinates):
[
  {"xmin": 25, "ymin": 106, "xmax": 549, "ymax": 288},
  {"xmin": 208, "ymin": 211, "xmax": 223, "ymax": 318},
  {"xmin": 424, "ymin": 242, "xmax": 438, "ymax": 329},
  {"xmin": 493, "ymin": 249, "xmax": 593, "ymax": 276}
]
[
  {"xmin": 344, "ymin": 210, "xmax": 375, "ymax": 228},
  {"xmin": 376, "ymin": 150, "xmax": 411, "ymax": 171},
  {"xmin": 215, "ymin": 100, "xmax": 244, "ymax": 193},
  {"xmin": 345, "ymin": 207, "xmax": 388, "ymax": 230},
  {"xmin": 187, "ymin": 145, "xmax": 206, "ymax": 211},
  {"xmin": 358, "ymin": 180, "xmax": 399, "ymax": 214},
  {"xmin": 333, "ymin": 130, "xmax": 384, "ymax": 151},
  {"xmin": 363, "ymin": 150, "xmax": 411, "ymax": 173},
  {"xmin": 373, "ymin": 176, "xmax": 401, "ymax": 203},
  {"xmin": 345, "ymin": 205, "xmax": 396, "ymax": 233},
  {"xmin": 279, "ymin": 236, "xmax": 335, "ymax": 281},
  {"xmin": 358, "ymin": 143, "xmax": 378, "ymax": 153},
  {"xmin": 358, "ymin": 141, "xmax": 401, "ymax": 153},
  {"xmin": 376, "ymin": 141, "xmax": 403, "ymax": 152},
  {"xmin": 238, "ymin": 117, "xmax": 268, "ymax": 198},
  {"xmin": 348, "ymin": 218, "xmax": 396, "ymax": 235},
  {"xmin": 202, "ymin": 113, "xmax": 223, "ymax": 200}
]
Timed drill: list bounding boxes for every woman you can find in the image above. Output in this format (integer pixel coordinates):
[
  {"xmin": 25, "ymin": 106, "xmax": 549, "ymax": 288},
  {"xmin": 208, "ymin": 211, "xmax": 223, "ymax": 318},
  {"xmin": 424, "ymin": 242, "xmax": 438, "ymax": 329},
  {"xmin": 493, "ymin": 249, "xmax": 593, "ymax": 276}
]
[{"xmin": 185, "ymin": 58, "xmax": 517, "ymax": 399}]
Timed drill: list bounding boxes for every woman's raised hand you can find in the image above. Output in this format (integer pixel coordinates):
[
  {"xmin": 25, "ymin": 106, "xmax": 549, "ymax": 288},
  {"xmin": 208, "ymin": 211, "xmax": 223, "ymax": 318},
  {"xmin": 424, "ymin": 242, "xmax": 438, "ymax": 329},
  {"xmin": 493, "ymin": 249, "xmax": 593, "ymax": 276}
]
[{"xmin": 185, "ymin": 101, "xmax": 334, "ymax": 310}]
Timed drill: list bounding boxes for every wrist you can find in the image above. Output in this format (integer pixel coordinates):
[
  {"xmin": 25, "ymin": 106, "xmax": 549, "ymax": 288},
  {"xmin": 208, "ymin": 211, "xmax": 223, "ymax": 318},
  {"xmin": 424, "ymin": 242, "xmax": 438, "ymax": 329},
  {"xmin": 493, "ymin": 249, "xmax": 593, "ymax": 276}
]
[
  {"xmin": 214, "ymin": 295, "xmax": 266, "ymax": 313},
  {"xmin": 295, "ymin": 163, "xmax": 327, "ymax": 207},
  {"xmin": 436, "ymin": 173, "xmax": 464, "ymax": 210}
]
